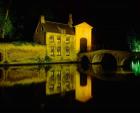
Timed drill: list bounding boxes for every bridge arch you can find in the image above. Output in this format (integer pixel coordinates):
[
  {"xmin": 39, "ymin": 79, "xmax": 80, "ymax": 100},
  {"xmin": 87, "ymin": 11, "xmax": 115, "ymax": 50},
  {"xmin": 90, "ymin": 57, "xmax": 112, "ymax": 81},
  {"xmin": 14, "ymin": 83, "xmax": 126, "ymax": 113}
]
[
  {"xmin": 121, "ymin": 56, "xmax": 133, "ymax": 68},
  {"xmin": 80, "ymin": 56, "xmax": 90, "ymax": 71},
  {"xmin": 92, "ymin": 54, "xmax": 103, "ymax": 63},
  {"xmin": 101, "ymin": 53, "xmax": 117, "ymax": 69}
]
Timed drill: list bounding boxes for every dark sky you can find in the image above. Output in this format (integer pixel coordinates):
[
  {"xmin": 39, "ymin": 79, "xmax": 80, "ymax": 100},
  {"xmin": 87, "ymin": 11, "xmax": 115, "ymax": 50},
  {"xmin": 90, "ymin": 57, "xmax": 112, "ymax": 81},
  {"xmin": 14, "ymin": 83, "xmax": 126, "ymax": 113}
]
[{"xmin": 4, "ymin": 0, "xmax": 140, "ymax": 50}]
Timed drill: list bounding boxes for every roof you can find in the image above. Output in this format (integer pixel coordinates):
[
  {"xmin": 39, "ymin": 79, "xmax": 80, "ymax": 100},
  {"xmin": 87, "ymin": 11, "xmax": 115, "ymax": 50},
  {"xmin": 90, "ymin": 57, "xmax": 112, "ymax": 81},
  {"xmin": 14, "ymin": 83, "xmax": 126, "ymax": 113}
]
[
  {"xmin": 41, "ymin": 21, "xmax": 75, "ymax": 35},
  {"xmin": 75, "ymin": 22, "xmax": 93, "ymax": 29}
]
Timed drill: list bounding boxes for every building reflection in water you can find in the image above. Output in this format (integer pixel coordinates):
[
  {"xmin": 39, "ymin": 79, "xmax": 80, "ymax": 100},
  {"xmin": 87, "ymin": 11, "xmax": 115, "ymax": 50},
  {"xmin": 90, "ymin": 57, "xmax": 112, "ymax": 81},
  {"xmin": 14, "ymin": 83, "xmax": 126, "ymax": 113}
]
[
  {"xmin": 75, "ymin": 70, "xmax": 92, "ymax": 102},
  {"xmin": 0, "ymin": 63, "xmax": 134, "ymax": 103},
  {"xmin": 45, "ymin": 64, "xmax": 76, "ymax": 95}
]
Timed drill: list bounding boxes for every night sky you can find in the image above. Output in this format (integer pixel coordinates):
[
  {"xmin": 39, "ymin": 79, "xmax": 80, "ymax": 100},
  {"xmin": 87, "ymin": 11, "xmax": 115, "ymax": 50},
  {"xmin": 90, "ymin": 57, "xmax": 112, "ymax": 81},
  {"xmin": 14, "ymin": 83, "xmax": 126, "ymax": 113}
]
[{"xmin": 3, "ymin": 0, "xmax": 140, "ymax": 50}]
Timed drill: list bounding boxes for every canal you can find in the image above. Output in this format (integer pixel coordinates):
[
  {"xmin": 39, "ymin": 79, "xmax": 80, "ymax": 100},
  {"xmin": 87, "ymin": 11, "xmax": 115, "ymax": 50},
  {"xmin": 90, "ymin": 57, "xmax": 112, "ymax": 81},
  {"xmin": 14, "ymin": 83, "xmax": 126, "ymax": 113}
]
[{"xmin": 0, "ymin": 63, "xmax": 140, "ymax": 112}]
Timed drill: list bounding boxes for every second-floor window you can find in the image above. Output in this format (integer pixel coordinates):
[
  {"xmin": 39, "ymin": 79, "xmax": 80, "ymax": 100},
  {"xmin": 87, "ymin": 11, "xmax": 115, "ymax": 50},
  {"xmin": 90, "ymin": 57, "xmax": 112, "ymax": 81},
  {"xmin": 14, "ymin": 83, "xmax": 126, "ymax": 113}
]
[
  {"xmin": 66, "ymin": 37, "xmax": 70, "ymax": 44},
  {"xmin": 50, "ymin": 46, "xmax": 54, "ymax": 56},
  {"xmin": 66, "ymin": 46, "xmax": 70, "ymax": 56},
  {"xmin": 50, "ymin": 35, "xmax": 54, "ymax": 42},
  {"xmin": 57, "ymin": 47, "xmax": 61, "ymax": 56},
  {"xmin": 57, "ymin": 36, "xmax": 61, "ymax": 43}
]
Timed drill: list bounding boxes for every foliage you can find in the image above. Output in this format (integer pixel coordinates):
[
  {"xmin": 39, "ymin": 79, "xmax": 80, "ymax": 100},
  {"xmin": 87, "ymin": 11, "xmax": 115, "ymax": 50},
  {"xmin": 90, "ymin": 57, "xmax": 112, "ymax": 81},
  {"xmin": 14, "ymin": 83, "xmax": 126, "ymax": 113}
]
[
  {"xmin": 0, "ymin": 1, "xmax": 14, "ymax": 39},
  {"xmin": 128, "ymin": 35, "xmax": 140, "ymax": 52},
  {"xmin": 45, "ymin": 55, "xmax": 52, "ymax": 62}
]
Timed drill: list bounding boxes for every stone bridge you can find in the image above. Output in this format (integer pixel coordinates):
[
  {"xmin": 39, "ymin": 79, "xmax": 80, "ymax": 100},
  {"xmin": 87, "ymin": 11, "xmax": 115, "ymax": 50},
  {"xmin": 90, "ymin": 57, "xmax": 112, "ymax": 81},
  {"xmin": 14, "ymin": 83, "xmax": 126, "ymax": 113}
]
[{"xmin": 78, "ymin": 49, "xmax": 140, "ymax": 66}]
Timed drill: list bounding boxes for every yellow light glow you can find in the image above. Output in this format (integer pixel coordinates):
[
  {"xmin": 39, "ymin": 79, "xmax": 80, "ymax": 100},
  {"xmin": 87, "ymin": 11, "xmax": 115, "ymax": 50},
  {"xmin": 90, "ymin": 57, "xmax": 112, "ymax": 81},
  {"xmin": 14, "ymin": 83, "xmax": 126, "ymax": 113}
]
[
  {"xmin": 75, "ymin": 22, "xmax": 93, "ymax": 53},
  {"xmin": 75, "ymin": 71, "xmax": 92, "ymax": 102}
]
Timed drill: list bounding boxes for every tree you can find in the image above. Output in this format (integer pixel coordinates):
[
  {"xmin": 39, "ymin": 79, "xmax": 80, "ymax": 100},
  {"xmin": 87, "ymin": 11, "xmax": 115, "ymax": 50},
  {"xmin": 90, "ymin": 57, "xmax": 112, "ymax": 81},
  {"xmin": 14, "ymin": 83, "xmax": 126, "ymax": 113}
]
[{"xmin": 0, "ymin": 0, "xmax": 14, "ymax": 39}]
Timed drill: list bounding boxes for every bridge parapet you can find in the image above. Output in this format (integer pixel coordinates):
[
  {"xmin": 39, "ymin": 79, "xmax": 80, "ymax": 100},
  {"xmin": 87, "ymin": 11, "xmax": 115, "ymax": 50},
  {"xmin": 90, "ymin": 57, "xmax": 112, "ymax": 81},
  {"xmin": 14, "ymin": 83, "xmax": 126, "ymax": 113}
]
[{"xmin": 78, "ymin": 50, "xmax": 140, "ymax": 66}]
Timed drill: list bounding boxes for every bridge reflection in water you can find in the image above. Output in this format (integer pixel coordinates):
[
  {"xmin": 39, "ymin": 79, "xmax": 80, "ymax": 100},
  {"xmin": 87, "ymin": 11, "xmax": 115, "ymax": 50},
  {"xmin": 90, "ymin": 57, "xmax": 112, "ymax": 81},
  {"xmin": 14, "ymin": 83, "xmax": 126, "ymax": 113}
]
[{"xmin": 0, "ymin": 61, "xmax": 140, "ymax": 111}]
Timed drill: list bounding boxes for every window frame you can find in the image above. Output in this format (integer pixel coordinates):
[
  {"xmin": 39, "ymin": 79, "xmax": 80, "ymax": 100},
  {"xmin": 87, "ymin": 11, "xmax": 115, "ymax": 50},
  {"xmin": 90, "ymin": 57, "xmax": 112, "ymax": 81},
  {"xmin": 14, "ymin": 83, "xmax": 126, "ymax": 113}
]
[
  {"xmin": 66, "ymin": 46, "xmax": 70, "ymax": 56},
  {"xmin": 66, "ymin": 36, "xmax": 70, "ymax": 44},
  {"xmin": 49, "ymin": 35, "xmax": 54, "ymax": 43},
  {"xmin": 57, "ymin": 47, "xmax": 61, "ymax": 56}
]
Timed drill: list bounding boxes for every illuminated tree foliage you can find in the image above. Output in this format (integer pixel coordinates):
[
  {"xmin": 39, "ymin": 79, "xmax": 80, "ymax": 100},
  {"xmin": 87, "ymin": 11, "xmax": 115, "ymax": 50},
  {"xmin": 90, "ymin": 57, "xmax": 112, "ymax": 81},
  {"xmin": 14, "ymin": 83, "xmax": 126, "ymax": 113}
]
[
  {"xmin": 131, "ymin": 60, "xmax": 140, "ymax": 76},
  {"xmin": 128, "ymin": 36, "xmax": 140, "ymax": 52},
  {"xmin": 0, "ymin": 1, "xmax": 14, "ymax": 39}
]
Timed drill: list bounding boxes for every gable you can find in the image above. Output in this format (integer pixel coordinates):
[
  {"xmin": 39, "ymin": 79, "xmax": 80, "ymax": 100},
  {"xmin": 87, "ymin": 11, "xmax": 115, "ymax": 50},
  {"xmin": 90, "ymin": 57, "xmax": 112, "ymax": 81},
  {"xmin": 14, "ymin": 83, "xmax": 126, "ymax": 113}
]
[{"xmin": 75, "ymin": 22, "xmax": 93, "ymax": 29}]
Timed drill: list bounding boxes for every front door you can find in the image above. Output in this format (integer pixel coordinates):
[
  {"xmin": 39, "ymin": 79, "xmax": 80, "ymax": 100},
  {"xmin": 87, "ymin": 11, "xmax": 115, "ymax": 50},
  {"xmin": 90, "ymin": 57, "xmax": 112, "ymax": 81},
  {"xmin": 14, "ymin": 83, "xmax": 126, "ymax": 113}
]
[{"xmin": 80, "ymin": 38, "xmax": 87, "ymax": 52}]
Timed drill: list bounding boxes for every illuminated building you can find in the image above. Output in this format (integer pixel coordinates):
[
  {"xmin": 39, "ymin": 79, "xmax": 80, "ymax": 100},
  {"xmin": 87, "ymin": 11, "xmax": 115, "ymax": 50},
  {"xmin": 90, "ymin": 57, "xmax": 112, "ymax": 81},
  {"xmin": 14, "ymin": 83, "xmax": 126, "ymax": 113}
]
[
  {"xmin": 0, "ymin": 14, "xmax": 93, "ymax": 64},
  {"xmin": 34, "ymin": 14, "xmax": 93, "ymax": 62}
]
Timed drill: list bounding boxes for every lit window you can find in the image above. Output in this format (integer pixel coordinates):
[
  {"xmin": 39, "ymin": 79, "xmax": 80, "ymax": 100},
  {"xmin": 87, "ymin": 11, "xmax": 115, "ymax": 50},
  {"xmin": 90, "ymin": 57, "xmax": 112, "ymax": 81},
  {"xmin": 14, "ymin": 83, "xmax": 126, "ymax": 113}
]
[
  {"xmin": 66, "ymin": 46, "xmax": 70, "ymax": 56},
  {"xmin": 57, "ymin": 47, "xmax": 61, "ymax": 56},
  {"xmin": 57, "ymin": 36, "xmax": 61, "ymax": 43},
  {"xmin": 50, "ymin": 46, "xmax": 54, "ymax": 56},
  {"xmin": 66, "ymin": 37, "xmax": 70, "ymax": 44},
  {"xmin": 50, "ymin": 35, "xmax": 54, "ymax": 42}
]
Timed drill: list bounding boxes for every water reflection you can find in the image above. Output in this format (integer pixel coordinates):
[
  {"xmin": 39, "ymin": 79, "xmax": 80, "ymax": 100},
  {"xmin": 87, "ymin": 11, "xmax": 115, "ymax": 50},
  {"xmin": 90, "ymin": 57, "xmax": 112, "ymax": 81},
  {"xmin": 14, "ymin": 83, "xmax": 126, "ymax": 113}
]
[
  {"xmin": 75, "ymin": 66, "xmax": 92, "ymax": 102},
  {"xmin": 0, "ymin": 66, "xmax": 46, "ymax": 86},
  {"xmin": 0, "ymin": 62, "xmax": 139, "ymax": 106},
  {"xmin": 92, "ymin": 64, "xmax": 135, "ymax": 81},
  {"xmin": 131, "ymin": 60, "xmax": 140, "ymax": 76},
  {"xmin": 45, "ymin": 64, "xmax": 76, "ymax": 95}
]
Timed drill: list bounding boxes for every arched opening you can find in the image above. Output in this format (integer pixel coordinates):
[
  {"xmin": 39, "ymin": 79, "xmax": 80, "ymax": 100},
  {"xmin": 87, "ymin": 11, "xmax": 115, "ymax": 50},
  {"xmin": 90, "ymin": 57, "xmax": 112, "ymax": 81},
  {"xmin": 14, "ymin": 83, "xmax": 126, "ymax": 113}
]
[
  {"xmin": 101, "ymin": 53, "xmax": 117, "ymax": 71},
  {"xmin": 80, "ymin": 56, "xmax": 90, "ymax": 70},
  {"xmin": 0, "ymin": 53, "xmax": 2, "ymax": 62},
  {"xmin": 80, "ymin": 38, "xmax": 87, "ymax": 53}
]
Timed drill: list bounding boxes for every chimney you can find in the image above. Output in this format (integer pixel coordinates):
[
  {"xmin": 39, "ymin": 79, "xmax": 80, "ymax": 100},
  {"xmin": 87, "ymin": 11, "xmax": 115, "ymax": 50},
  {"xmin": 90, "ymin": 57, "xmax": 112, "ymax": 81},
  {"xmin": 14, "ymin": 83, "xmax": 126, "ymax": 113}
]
[
  {"xmin": 40, "ymin": 15, "xmax": 45, "ymax": 24},
  {"xmin": 68, "ymin": 13, "xmax": 73, "ymax": 28}
]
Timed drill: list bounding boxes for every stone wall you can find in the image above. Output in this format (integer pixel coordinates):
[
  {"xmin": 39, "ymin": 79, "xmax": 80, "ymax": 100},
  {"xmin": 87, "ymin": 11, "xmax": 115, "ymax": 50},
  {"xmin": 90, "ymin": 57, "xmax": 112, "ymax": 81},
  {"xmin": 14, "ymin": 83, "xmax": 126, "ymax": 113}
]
[{"xmin": 0, "ymin": 43, "xmax": 46, "ymax": 64}]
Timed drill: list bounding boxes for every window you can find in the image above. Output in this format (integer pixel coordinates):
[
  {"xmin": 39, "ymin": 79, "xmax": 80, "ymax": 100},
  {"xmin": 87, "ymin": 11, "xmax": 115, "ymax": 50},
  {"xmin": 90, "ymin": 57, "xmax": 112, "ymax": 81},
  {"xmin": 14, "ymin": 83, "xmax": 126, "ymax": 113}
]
[
  {"xmin": 66, "ymin": 46, "xmax": 70, "ymax": 56},
  {"xmin": 50, "ymin": 35, "xmax": 54, "ymax": 42},
  {"xmin": 50, "ymin": 46, "xmax": 54, "ymax": 56},
  {"xmin": 57, "ymin": 47, "xmax": 61, "ymax": 56},
  {"xmin": 50, "ymin": 70, "xmax": 55, "ymax": 80},
  {"xmin": 57, "ymin": 36, "xmax": 61, "ymax": 43},
  {"xmin": 66, "ymin": 37, "xmax": 70, "ymax": 44},
  {"xmin": 65, "ymin": 69, "xmax": 70, "ymax": 81}
]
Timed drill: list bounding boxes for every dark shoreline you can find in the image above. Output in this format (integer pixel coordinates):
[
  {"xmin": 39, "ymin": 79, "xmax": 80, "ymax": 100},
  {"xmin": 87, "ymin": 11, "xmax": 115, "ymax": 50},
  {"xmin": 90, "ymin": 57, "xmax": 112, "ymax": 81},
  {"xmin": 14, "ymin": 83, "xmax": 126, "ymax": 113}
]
[{"xmin": 0, "ymin": 61, "xmax": 80, "ymax": 67}]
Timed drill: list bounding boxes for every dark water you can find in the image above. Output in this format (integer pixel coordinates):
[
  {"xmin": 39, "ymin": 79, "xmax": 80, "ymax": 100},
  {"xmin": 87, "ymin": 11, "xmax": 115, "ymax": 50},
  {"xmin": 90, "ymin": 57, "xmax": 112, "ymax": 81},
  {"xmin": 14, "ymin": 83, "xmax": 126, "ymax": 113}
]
[{"xmin": 0, "ymin": 63, "xmax": 140, "ymax": 112}]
